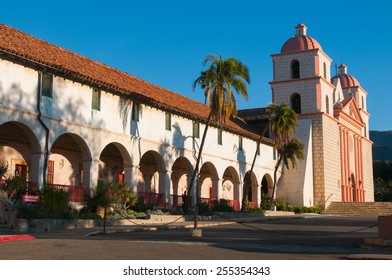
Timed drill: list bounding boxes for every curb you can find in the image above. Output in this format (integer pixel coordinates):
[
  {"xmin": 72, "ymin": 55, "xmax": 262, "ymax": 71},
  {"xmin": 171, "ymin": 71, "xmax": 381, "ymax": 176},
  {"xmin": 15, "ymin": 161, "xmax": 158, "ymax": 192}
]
[
  {"xmin": 85, "ymin": 221, "xmax": 235, "ymax": 237},
  {"xmin": 84, "ymin": 215, "xmax": 307, "ymax": 237},
  {"xmin": 0, "ymin": 235, "xmax": 36, "ymax": 242}
]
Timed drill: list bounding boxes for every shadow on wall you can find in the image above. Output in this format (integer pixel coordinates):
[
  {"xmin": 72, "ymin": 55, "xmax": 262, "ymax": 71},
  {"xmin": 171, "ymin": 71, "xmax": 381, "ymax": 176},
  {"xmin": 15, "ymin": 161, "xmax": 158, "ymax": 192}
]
[{"xmin": 236, "ymin": 144, "xmax": 247, "ymax": 184}]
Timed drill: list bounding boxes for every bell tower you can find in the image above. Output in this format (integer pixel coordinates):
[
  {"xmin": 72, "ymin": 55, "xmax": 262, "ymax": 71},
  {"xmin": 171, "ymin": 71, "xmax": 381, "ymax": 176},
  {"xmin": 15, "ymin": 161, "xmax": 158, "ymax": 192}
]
[
  {"xmin": 269, "ymin": 24, "xmax": 341, "ymax": 208},
  {"xmin": 270, "ymin": 23, "xmax": 334, "ymax": 116}
]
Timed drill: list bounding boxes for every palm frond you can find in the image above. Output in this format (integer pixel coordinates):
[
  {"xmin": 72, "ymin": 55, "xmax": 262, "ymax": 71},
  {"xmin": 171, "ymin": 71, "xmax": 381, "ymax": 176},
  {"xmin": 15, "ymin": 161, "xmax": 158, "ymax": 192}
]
[{"xmin": 193, "ymin": 55, "xmax": 251, "ymax": 126}]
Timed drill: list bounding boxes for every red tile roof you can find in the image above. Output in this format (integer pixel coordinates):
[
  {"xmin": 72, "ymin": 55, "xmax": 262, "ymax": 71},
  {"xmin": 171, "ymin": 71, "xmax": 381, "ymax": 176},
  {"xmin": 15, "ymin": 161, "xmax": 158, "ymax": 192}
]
[
  {"xmin": 237, "ymin": 108, "xmax": 269, "ymax": 121},
  {"xmin": 0, "ymin": 24, "xmax": 269, "ymax": 143}
]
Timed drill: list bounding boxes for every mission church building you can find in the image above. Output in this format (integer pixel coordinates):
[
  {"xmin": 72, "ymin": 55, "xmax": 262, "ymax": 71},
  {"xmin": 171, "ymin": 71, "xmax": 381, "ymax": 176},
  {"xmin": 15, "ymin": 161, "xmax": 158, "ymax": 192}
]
[
  {"xmin": 0, "ymin": 23, "xmax": 373, "ymax": 213},
  {"xmin": 270, "ymin": 23, "xmax": 373, "ymax": 207}
]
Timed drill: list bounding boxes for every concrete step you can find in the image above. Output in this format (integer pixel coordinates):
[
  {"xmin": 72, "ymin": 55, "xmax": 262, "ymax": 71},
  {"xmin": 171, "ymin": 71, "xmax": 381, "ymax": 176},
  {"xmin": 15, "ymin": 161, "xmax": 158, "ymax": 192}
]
[{"xmin": 323, "ymin": 202, "xmax": 392, "ymax": 216}]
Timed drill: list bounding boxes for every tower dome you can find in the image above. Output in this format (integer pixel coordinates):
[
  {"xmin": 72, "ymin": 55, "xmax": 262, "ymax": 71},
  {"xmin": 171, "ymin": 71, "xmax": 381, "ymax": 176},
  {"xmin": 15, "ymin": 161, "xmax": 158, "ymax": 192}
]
[
  {"xmin": 331, "ymin": 64, "xmax": 360, "ymax": 88},
  {"xmin": 281, "ymin": 23, "xmax": 322, "ymax": 53}
]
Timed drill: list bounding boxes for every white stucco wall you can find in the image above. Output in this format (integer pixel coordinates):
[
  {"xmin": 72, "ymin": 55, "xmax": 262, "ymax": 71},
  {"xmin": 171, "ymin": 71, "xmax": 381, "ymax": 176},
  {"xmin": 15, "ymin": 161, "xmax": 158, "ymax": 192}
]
[
  {"xmin": 277, "ymin": 119, "xmax": 314, "ymax": 206},
  {"xmin": 0, "ymin": 57, "xmax": 278, "ymax": 207}
]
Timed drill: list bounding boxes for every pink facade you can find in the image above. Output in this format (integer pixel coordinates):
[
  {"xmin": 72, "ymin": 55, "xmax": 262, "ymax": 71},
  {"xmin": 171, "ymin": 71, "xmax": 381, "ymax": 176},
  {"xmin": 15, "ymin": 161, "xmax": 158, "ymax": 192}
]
[{"xmin": 271, "ymin": 23, "xmax": 374, "ymax": 207}]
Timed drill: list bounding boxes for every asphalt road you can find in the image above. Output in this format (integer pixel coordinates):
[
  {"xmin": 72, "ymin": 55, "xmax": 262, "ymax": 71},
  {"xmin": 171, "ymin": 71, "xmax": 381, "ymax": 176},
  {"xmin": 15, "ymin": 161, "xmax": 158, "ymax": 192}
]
[{"xmin": 0, "ymin": 216, "xmax": 390, "ymax": 260}]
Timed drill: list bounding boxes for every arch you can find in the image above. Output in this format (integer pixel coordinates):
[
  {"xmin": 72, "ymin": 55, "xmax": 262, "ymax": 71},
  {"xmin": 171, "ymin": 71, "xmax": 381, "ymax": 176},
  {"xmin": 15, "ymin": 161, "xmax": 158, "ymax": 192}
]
[
  {"xmin": 199, "ymin": 162, "xmax": 219, "ymax": 202},
  {"xmin": 170, "ymin": 156, "xmax": 193, "ymax": 207},
  {"xmin": 291, "ymin": 93, "xmax": 301, "ymax": 114},
  {"xmin": 0, "ymin": 121, "xmax": 42, "ymax": 186},
  {"xmin": 0, "ymin": 121, "xmax": 41, "ymax": 154},
  {"xmin": 261, "ymin": 173, "xmax": 273, "ymax": 196},
  {"xmin": 291, "ymin": 60, "xmax": 300, "ymax": 79},
  {"xmin": 244, "ymin": 170, "xmax": 258, "ymax": 207},
  {"xmin": 98, "ymin": 142, "xmax": 132, "ymax": 185},
  {"xmin": 222, "ymin": 166, "xmax": 240, "ymax": 211},
  {"xmin": 49, "ymin": 133, "xmax": 92, "ymax": 186},
  {"xmin": 138, "ymin": 150, "xmax": 165, "ymax": 191}
]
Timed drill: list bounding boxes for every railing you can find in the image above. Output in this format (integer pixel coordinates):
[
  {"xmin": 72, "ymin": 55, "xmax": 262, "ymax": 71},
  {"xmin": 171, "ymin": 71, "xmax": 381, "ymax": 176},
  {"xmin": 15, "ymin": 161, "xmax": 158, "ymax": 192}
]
[
  {"xmin": 0, "ymin": 180, "xmax": 38, "ymax": 195},
  {"xmin": 249, "ymin": 201, "xmax": 258, "ymax": 208},
  {"xmin": 48, "ymin": 184, "xmax": 88, "ymax": 202},
  {"xmin": 228, "ymin": 200, "xmax": 240, "ymax": 212},
  {"xmin": 170, "ymin": 196, "xmax": 240, "ymax": 211},
  {"xmin": 170, "ymin": 194, "xmax": 186, "ymax": 208},
  {"xmin": 199, "ymin": 197, "xmax": 216, "ymax": 207},
  {"xmin": 199, "ymin": 197, "xmax": 241, "ymax": 211},
  {"xmin": 138, "ymin": 191, "xmax": 164, "ymax": 207},
  {"xmin": 1, "ymin": 180, "xmax": 87, "ymax": 203}
]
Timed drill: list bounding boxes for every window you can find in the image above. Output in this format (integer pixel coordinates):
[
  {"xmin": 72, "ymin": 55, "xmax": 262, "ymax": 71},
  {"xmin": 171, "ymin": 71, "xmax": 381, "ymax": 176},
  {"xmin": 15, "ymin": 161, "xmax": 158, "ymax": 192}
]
[
  {"xmin": 47, "ymin": 160, "xmax": 54, "ymax": 184},
  {"xmin": 92, "ymin": 88, "xmax": 101, "ymax": 111},
  {"xmin": 273, "ymin": 147, "xmax": 277, "ymax": 160},
  {"xmin": 257, "ymin": 144, "xmax": 260, "ymax": 156},
  {"xmin": 165, "ymin": 112, "xmax": 171, "ymax": 131},
  {"xmin": 41, "ymin": 73, "xmax": 53, "ymax": 97},
  {"xmin": 291, "ymin": 60, "xmax": 300, "ymax": 79},
  {"xmin": 362, "ymin": 96, "xmax": 365, "ymax": 110},
  {"xmin": 239, "ymin": 136, "xmax": 243, "ymax": 151},
  {"xmin": 323, "ymin": 62, "xmax": 327, "ymax": 79},
  {"xmin": 132, "ymin": 102, "xmax": 140, "ymax": 122},
  {"xmin": 218, "ymin": 129, "xmax": 223, "ymax": 145},
  {"xmin": 193, "ymin": 122, "xmax": 200, "ymax": 139},
  {"xmin": 291, "ymin": 93, "xmax": 301, "ymax": 114},
  {"xmin": 326, "ymin": 95, "xmax": 330, "ymax": 114}
]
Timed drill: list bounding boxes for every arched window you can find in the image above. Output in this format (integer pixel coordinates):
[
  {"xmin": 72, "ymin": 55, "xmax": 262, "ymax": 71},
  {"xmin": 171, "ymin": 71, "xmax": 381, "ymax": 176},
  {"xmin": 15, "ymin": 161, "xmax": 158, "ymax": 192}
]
[
  {"xmin": 291, "ymin": 60, "xmax": 300, "ymax": 79},
  {"xmin": 291, "ymin": 93, "xmax": 301, "ymax": 114},
  {"xmin": 323, "ymin": 62, "xmax": 327, "ymax": 79},
  {"xmin": 326, "ymin": 95, "xmax": 330, "ymax": 114}
]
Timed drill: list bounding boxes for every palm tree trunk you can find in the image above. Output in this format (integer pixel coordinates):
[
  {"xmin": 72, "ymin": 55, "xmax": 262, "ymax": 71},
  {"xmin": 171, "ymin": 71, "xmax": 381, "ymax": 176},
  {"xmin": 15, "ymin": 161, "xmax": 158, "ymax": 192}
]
[
  {"xmin": 270, "ymin": 155, "xmax": 283, "ymax": 210},
  {"xmin": 241, "ymin": 125, "xmax": 269, "ymax": 211},
  {"xmin": 240, "ymin": 137, "xmax": 260, "ymax": 211},
  {"xmin": 188, "ymin": 112, "xmax": 212, "ymax": 207}
]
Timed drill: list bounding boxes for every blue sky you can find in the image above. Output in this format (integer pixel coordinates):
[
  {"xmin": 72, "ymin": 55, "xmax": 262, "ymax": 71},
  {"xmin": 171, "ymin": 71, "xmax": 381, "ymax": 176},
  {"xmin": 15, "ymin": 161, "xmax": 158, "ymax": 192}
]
[{"xmin": 1, "ymin": 0, "xmax": 391, "ymax": 131}]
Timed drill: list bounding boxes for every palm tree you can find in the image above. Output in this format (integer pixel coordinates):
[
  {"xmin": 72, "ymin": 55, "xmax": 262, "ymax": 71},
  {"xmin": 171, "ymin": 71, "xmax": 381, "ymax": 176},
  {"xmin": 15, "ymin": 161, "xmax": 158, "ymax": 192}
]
[
  {"xmin": 271, "ymin": 137, "xmax": 304, "ymax": 207},
  {"xmin": 240, "ymin": 124, "xmax": 269, "ymax": 211},
  {"xmin": 189, "ymin": 55, "xmax": 250, "ymax": 222},
  {"xmin": 267, "ymin": 103, "xmax": 298, "ymax": 148},
  {"xmin": 267, "ymin": 103, "xmax": 303, "ymax": 209}
]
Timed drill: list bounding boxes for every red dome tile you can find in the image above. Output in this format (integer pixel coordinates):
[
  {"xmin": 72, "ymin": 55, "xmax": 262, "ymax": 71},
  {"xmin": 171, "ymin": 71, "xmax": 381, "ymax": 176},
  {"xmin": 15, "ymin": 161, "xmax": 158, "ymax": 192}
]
[{"xmin": 281, "ymin": 35, "xmax": 322, "ymax": 53}]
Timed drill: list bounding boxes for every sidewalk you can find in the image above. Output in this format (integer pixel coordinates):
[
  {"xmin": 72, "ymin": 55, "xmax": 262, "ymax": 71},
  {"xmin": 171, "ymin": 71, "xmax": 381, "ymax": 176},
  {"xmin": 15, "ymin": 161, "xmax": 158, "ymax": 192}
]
[
  {"xmin": 0, "ymin": 214, "xmax": 306, "ymax": 240},
  {"xmin": 1, "ymin": 215, "xmax": 392, "ymax": 260}
]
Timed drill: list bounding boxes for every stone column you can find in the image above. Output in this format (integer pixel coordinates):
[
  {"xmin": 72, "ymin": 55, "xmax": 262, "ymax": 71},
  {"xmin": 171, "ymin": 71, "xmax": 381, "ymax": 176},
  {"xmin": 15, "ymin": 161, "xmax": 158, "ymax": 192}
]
[
  {"xmin": 30, "ymin": 152, "xmax": 45, "ymax": 189},
  {"xmin": 212, "ymin": 178, "xmax": 222, "ymax": 200},
  {"xmin": 123, "ymin": 164, "xmax": 139, "ymax": 192},
  {"xmin": 159, "ymin": 170, "xmax": 172, "ymax": 207},
  {"xmin": 83, "ymin": 159, "xmax": 99, "ymax": 190}
]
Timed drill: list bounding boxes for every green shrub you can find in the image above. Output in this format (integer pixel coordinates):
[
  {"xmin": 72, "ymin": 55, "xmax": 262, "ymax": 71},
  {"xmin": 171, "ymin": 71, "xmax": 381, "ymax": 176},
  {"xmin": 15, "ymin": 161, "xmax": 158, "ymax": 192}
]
[
  {"xmin": 17, "ymin": 204, "xmax": 50, "ymax": 219},
  {"xmin": 131, "ymin": 196, "xmax": 152, "ymax": 212},
  {"xmin": 109, "ymin": 182, "xmax": 138, "ymax": 210},
  {"xmin": 248, "ymin": 206, "xmax": 262, "ymax": 213},
  {"xmin": 5, "ymin": 176, "xmax": 24, "ymax": 202},
  {"xmin": 40, "ymin": 185, "xmax": 72, "ymax": 217},
  {"xmin": 211, "ymin": 199, "xmax": 234, "ymax": 212},
  {"xmin": 83, "ymin": 181, "xmax": 110, "ymax": 214},
  {"xmin": 260, "ymin": 194, "xmax": 272, "ymax": 210},
  {"xmin": 275, "ymin": 201, "xmax": 322, "ymax": 214},
  {"xmin": 197, "ymin": 202, "xmax": 210, "ymax": 214}
]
